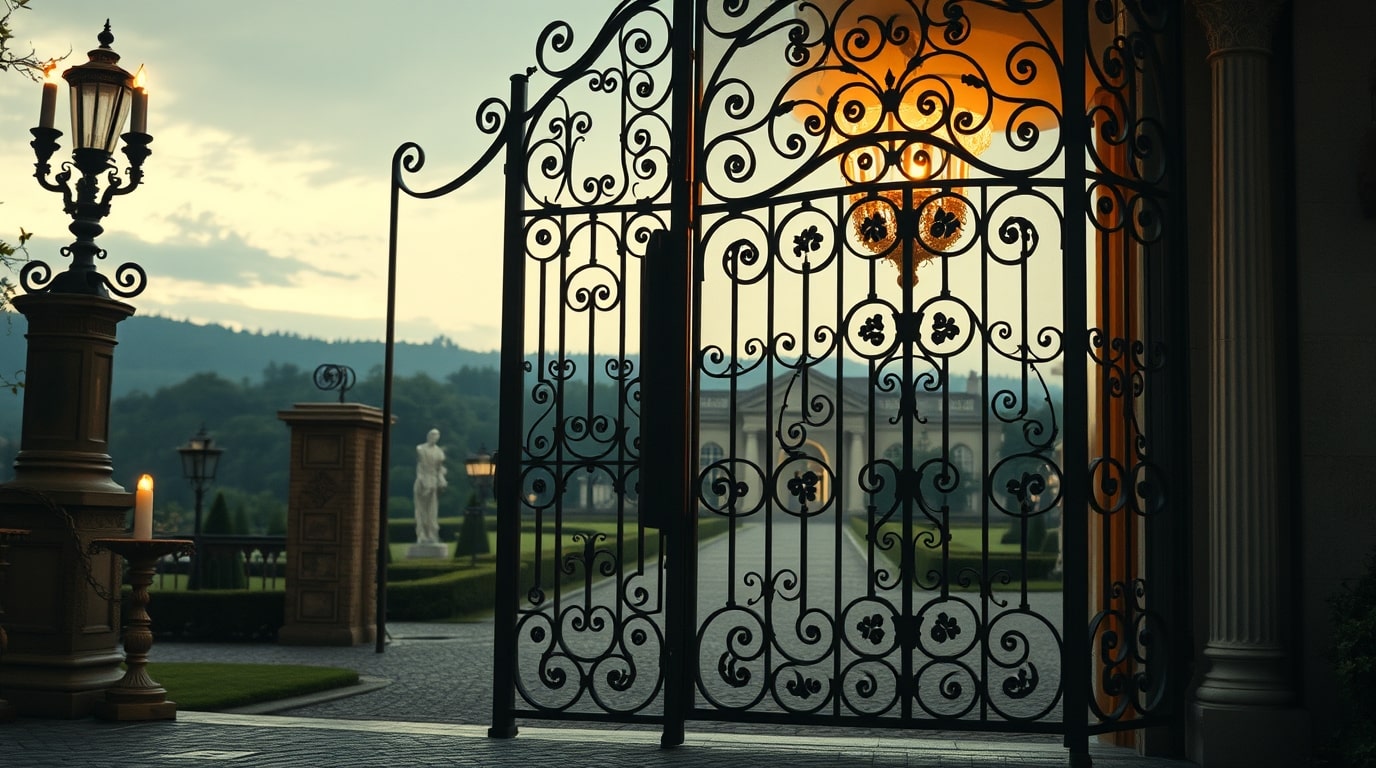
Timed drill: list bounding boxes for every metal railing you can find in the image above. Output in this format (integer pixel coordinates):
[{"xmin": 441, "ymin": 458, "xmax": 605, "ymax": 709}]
[{"xmin": 154, "ymin": 534, "xmax": 286, "ymax": 590}]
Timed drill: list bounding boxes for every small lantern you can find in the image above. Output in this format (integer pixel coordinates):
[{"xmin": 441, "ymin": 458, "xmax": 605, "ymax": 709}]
[
  {"xmin": 465, "ymin": 446, "xmax": 496, "ymax": 486},
  {"xmin": 178, "ymin": 427, "xmax": 223, "ymax": 487},
  {"xmin": 62, "ymin": 20, "xmax": 135, "ymax": 153}
]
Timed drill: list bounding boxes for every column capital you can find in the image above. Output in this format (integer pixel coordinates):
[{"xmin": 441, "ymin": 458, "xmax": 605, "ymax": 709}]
[{"xmin": 1191, "ymin": 0, "xmax": 1285, "ymax": 54}]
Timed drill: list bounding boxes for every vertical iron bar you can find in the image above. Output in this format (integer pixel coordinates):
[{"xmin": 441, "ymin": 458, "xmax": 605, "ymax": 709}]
[
  {"xmin": 1061, "ymin": 0, "xmax": 1092, "ymax": 765},
  {"xmin": 641, "ymin": 228, "xmax": 692, "ymax": 746},
  {"xmin": 900, "ymin": 186, "xmax": 914, "ymax": 723},
  {"xmin": 1154, "ymin": 1, "xmax": 1192, "ymax": 752},
  {"xmin": 192, "ymin": 486, "xmax": 204, "ymax": 590},
  {"xmin": 664, "ymin": 0, "xmax": 698, "ymax": 746},
  {"xmin": 378, "ymin": 147, "xmax": 402, "ymax": 654},
  {"xmin": 489, "ymin": 72, "xmax": 529, "ymax": 740}
]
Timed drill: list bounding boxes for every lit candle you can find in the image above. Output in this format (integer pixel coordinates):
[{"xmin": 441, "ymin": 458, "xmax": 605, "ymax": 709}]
[
  {"xmin": 134, "ymin": 474, "xmax": 154, "ymax": 539},
  {"xmin": 39, "ymin": 64, "xmax": 58, "ymax": 130},
  {"xmin": 130, "ymin": 66, "xmax": 148, "ymax": 134}
]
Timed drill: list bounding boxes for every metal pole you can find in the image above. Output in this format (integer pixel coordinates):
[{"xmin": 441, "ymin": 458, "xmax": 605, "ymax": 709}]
[
  {"xmin": 659, "ymin": 0, "xmax": 698, "ymax": 746},
  {"xmin": 378, "ymin": 145, "xmax": 406, "ymax": 654},
  {"xmin": 489, "ymin": 71, "xmax": 529, "ymax": 741},
  {"xmin": 1060, "ymin": 1, "xmax": 1090, "ymax": 764},
  {"xmin": 191, "ymin": 484, "xmax": 204, "ymax": 590}
]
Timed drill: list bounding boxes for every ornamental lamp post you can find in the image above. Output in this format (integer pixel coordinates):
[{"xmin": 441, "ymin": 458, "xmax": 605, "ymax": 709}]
[
  {"xmin": 27, "ymin": 19, "xmax": 152, "ymax": 298},
  {"xmin": 0, "ymin": 19, "xmax": 155, "ymax": 718},
  {"xmin": 178, "ymin": 426, "xmax": 222, "ymax": 590},
  {"xmin": 458, "ymin": 446, "xmax": 495, "ymax": 566},
  {"xmin": 464, "ymin": 445, "xmax": 496, "ymax": 507}
]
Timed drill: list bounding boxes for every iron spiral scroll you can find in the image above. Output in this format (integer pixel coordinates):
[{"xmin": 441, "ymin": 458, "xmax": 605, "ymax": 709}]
[
  {"xmin": 312, "ymin": 364, "xmax": 356, "ymax": 403},
  {"xmin": 26, "ymin": 122, "xmax": 153, "ymax": 298}
]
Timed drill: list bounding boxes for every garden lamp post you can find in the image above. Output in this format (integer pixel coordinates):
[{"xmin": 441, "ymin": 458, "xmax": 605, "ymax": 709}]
[
  {"xmin": 177, "ymin": 426, "xmax": 222, "ymax": 590},
  {"xmin": 26, "ymin": 20, "xmax": 152, "ymax": 298},
  {"xmin": 0, "ymin": 18, "xmax": 156, "ymax": 717},
  {"xmin": 458, "ymin": 446, "xmax": 495, "ymax": 566},
  {"xmin": 464, "ymin": 445, "xmax": 496, "ymax": 508}
]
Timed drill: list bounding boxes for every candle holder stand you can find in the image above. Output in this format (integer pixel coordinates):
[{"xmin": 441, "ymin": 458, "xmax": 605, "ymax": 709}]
[
  {"xmin": 0, "ymin": 528, "xmax": 31, "ymax": 722},
  {"xmin": 89, "ymin": 538, "xmax": 193, "ymax": 721}
]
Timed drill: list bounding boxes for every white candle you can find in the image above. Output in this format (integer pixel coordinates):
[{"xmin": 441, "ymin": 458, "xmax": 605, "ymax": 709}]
[
  {"xmin": 134, "ymin": 474, "xmax": 154, "ymax": 539},
  {"xmin": 131, "ymin": 67, "xmax": 148, "ymax": 134},
  {"xmin": 39, "ymin": 72, "xmax": 57, "ymax": 130}
]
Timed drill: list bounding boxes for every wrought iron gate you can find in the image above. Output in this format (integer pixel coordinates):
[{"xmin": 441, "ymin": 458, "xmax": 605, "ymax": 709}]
[{"xmin": 390, "ymin": 0, "xmax": 1188, "ymax": 762}]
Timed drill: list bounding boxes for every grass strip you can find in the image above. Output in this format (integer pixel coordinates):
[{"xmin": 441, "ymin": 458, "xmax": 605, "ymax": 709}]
[{"xmin": 147, "ymin": 662, "xmax": 359, "ymax": 711}]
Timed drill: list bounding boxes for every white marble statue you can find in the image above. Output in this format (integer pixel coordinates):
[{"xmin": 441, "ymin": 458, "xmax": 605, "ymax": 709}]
[{"xmin": 413, "ymin": 428, "xmax": 447, "ymax": 545}]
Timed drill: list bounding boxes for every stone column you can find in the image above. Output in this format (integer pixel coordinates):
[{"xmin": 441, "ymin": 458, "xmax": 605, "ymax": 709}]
[
  {"xmin": 0, "ymin": 293, "xmax": 133, "ymax": 717},
  {"xmin": 277, "ymin": 403, "xmax": 384, "ymax": 646},
  {"xmin": 849, "ymin": 430, "xmax": 865, "ymax": 513},
  {"xmin": 1189, "ymin": 2, "xmax": 1309, "ymax": 765}
]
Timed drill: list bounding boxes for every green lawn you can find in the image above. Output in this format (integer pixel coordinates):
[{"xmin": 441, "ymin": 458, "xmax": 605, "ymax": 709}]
[{"xmin": 148, "ymin": 662, "xmax": 358, "ymax": 710}]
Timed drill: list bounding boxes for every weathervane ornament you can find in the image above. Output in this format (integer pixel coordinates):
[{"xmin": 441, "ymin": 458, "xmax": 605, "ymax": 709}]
[{"xmin": 25, "ymin": 20, "xmax": 152, "ymax": 298}]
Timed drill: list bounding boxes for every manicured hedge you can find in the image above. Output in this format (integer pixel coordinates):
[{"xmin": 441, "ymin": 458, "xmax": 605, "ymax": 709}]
[
  {"xmin": 912, "ymin": 548, "xmax": 1058, "ymax": 584},
  {"xmin": 136, "ymin": 515, "xmax": 733, "ymax": 639},
  {"xmin": 855, "ymin": 516, "xmax": 1060, "ymax": 585},
  {"xmin": 387, "ymin": 516, "xmax": 467, "ymax": 544},
  {"xmin": 131, "ymin": 588, "xmax": 284, "ymax": 642}
]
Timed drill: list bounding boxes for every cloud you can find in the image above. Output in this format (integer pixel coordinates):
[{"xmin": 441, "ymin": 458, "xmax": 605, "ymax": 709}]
[{"xmin": 0, "ymin": 0, "xmax": 620, "ymax": 348}]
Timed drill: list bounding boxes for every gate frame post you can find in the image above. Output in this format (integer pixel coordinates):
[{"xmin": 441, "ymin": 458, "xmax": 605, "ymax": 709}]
[
  {"xmin": 658, "ymin": 0, "xmax": 699, "ymax": 748},
  {"xmin": 489, "ymin": 71, "xmax": 530, "ymax": 741},
  {"xmin": 1061, "ymin": 1, "xmax": 1092, "ymax": 765}
]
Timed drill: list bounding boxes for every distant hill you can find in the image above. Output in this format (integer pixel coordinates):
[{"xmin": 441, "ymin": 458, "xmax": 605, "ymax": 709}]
[
  {"xmin": 0, "ymin": 314, "xmax": 501, "ymax": 401},
  {"xmin": 0, "ymin": 312, "xmax": 1061, "ymax": 431}
]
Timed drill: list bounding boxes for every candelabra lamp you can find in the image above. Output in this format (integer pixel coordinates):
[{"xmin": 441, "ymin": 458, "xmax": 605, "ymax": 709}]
[
  {"xmin": 25, "ymin": 20, "xmax": 152, "ymax": 298},
  {"xmin": 0, "ymin": 528, "xmax": 31, "ymax": 722},
  {"xmin": 89, "ymin": 537, "xmax": 193, "ymax": 721}
]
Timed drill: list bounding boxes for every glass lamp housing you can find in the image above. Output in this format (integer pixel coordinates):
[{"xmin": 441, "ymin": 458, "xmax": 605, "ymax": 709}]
[{"xmin": 63, "ymin": 25, "xmax": 135, "ymax": 152}]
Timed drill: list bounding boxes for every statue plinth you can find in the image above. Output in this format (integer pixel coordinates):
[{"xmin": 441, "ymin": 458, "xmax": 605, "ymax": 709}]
[{"xmin": 406, "ymin": 542, "xmax": 448, "ymax": 560}]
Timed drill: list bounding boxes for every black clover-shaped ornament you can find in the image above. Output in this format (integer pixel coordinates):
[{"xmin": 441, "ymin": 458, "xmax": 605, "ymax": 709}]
[
  {"xmin": 793, "ymin": 224, "xmax": 824, "ymax": 258},
  {"xmin": 859, "ymin": 314, "xmax": 886, "ymax": 346}
]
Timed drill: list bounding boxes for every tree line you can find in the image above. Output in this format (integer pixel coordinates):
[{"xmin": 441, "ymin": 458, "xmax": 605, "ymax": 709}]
[{"xmin": 0, "ymin": 363, "xmax": 503, "ymax": 535}]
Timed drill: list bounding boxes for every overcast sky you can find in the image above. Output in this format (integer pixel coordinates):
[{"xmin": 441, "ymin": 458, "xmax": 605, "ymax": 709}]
[{"xmin": 0, "ymin": 1, "xmax": 616, "ymax": 347}]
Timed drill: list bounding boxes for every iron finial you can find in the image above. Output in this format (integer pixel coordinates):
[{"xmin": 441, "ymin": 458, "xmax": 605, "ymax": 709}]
[{"xmin": 98, "ymin": 20, "xmax": 114, "ymax": 49}]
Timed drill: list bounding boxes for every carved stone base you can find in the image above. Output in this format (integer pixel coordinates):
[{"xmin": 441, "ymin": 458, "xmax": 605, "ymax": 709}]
[{"xmin": 406, "ymin": 542, "xmax": 448, "ymax": 560}]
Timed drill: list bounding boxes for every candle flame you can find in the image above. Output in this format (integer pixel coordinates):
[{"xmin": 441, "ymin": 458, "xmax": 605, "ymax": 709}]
[
  {"xmin": 138, "ymin": 474, "xmax": 154, "ymax": 491},
  {"xmin": 43, "ymin": 61, "xmax": 60, "ymax": 85},
  {"xmin": 134, "ymin": 65, "xmax": 147, "ymax": 91}
]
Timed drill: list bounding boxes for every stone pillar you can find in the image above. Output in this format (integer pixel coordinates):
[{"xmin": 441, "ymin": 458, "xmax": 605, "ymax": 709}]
[
  {"xmin": 277, "ymin": 403, "xmax": 383, "ymax": 646},
  {"xmin": 849, "ymin": 430, "xmax": 865, "ymax": 513},
  {"xmin": 1189, "ymin": 2, "xmax": 1310, "ymax": 765},
  {"xmin": 0, "ymin": 293, "xmax": 133, "ymax": 717}
]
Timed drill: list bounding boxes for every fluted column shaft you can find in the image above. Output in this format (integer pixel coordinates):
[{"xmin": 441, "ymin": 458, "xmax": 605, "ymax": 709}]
[{"xmin": 1192, "ymin": 0, "xmax": 1294, "ymax": 709}]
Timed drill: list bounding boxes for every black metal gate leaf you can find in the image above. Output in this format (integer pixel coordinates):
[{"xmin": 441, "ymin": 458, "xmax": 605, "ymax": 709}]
[{"xmin": 389, "ymin": 1, "xmax": 1189, "ymax": 763}]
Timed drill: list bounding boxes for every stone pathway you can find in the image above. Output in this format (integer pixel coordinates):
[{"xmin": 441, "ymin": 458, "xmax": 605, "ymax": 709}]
[{"xmin": 107, "ymin": 519, "xmax": 1183, "ymax": 767}]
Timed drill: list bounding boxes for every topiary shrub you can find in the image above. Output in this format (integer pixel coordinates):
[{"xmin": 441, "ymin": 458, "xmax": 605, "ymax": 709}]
[
  {"xmin": 133, "ymin": 588, "xmax": 283, "ymax": 642},
  {"xmin": 454, "ymin": 500, "xmax": 490, "ymax": 564},
  {"xmin": 1330, "ymin": 547, "xmax": 1376, "ymax": 768},
  {"xmin": 190, "ymin": 492, "xmax": 246, "ymax": 590}
]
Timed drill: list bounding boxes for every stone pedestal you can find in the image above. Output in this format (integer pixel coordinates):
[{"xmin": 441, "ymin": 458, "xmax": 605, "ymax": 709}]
[
  {"xmin": 89, "ymin": 538, "xmax": 193, "ymax": 722},
  {"xmin": 277, "ymin": 403, "xmax": 384, "ymax": 646},
  {"xmin": 0, "ymin": 293, "xmax": 134, "ymax": 717},
  {"xmin": 406, "ymin": 542, "xmax": 447, "ymax": 560}
]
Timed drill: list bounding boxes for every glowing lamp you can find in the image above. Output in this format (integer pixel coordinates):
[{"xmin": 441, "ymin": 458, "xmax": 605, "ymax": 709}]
[
  {"xmin": 795, "ymin": 0, "xmax": 1061, "ymax": 284},
  {"xmin": 62, "ymin": 20, "xmax": 136, "ymax": 152}
]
